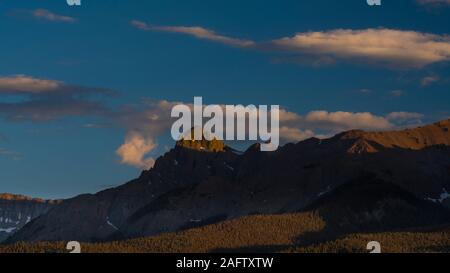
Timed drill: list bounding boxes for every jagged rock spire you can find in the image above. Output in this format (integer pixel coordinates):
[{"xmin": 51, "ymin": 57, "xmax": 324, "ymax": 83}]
[{"xmin": 176, "ymin": 127, "xmax": 225, "ymax": 152}]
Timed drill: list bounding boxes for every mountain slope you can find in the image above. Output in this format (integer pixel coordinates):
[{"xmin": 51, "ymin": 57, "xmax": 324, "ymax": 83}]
[
  {"xmin": 0, "ymin": 194, "xmax": 59, "ymax": 242},
  {"xmin": 2, "ymin": 181, "xmax": 449, "ymax": 253},
  {"xmin": 332, "ymin": 119, "xmax": 450, "ymax": 153},
  {"xmin": 7, "ymin": 119, "xmax": 450, "ymax": 243}
]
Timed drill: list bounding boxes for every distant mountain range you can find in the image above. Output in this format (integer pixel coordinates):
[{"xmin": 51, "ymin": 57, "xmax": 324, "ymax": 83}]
[
  {"xmin": 0, "ymin": 194, "xmax": 60, "ymax": 242},
  {"xmin": 2, "ymin": 119, "xmax": 450, "ymax": 249}
]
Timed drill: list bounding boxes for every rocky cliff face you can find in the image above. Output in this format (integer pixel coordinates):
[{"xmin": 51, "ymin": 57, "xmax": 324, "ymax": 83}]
[
  {"xmin": 7, "ymin": 119, "xmax": 450, "ymax": 243},
  {"xmin": 176, "ymin": 130, "xmax": 225, "ymax": 152},
  {"xmin": 0, "ymin": 194, "xmax": 59, "ymax": 242}
]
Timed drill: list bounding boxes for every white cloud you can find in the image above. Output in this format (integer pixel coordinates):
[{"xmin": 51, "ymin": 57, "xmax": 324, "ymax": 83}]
[
  {"xmin": 113, "ymin": 100, "xmax": 182, "ymax": 169},
  {"xmin": 115, "ymin": 99, "xmax": 179, "ymax": 140},
  {"xmin": 304, "ymin": 110, "xmax": 393, "ymax": 131},
  {"xmin": 279, "ymin": 109, "xmax": 394, "ymax": 132},
  {"xmin": 0, "ymin": 75, "xmax": 62, "ymax": 94},
  {"xmin": 131, "ymin": 22, "xmax": 450, "ymax": 68},
  {"xmin": 32, "ymin": 9, "xmax": 76, "ymax": 23},
  {"xmin": 130, "ymin": 20, "xmax": 255, "ymax": 47},
  {"xmin": 270, "ymin": 29, "xmax": 450, "ymax": 68},
  {"xmin": 116, "ymin": 132, "xmax": 157, "ymax": 169},
  {"xmin": 278, "ymin": 109, "xmax": 429, "ymax": 140},
  {"xmin": 115, "ymin": 99, "xmax": 427, "ymax": 158}
]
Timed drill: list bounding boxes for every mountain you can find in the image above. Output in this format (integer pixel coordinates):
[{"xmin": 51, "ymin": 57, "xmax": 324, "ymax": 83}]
[
  {"xmin": 0, "ymin": 194, "xmax": 60, "ymax": 242},
  {"xmin": 6, "ymin": 119, "xmax": 450, "ymax": 244},
  {"xmin": 2, "ymin": 181, "xmax": 449, "ymax": 253},
  {"xmin": 334, "ymin": 119, "xmax": 450, "ymax": 153}
]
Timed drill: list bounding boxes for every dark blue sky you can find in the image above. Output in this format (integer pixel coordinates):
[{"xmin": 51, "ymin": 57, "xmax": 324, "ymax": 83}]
[{"xmin": 0, "ymin": 0, "xmax": 449, "ymax": 199}]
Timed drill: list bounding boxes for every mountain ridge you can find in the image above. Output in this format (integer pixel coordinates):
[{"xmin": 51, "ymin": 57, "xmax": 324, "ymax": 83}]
[
  {"xmin": 0, "ymin": 195, "xmax": 59, "ymax": 242},
  {"xmin": 0, "ymin": 193, "xmax": 62, "ymax": 205},
  {"xmin": 5, "ymin": 119, "xmax": 450, "ymax": 243},
  {"xmin": 332, "ymin": 119, "xmax": 450, "ymax": 153}
]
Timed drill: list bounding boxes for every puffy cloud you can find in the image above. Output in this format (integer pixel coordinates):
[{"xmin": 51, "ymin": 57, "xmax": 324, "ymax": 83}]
[
  {"xmin": 278, "ymin": 109, "xmax": 428, "ymax": 141},
  {"xmin": 114, "ymin": 99, "xmax": 425, "ymax": 162},
  {"xmin": 112, "ymin": 100, "xmax": 182, "ymax": 169},
  {"xmin": 116, "ymin": 132, "xmax": 157, "ymax": 169},
  {"xmin": 130, "ymin": 20, "xmax": 255, "ymax": 47},
  {"xmin": 303, "ymin": 110, "xmax": 393, "ymax": 131},
  {"xmin": 32, "ymin": 9, "xmax": 76, "ymax": 23},
  {"xmin": 280, "ymin": 109, "xmax": 393, "ymax": 132},
  {"xmin": 269, "ymin": 29, "xmax": 450, "ymax": 68},
  {"xmin": 117, "ymin": 100, "xmax": 423, "ymax": 154},
  {"xmin": 114, "ymin": 99, "xmax": 179, "ymax": 140}
]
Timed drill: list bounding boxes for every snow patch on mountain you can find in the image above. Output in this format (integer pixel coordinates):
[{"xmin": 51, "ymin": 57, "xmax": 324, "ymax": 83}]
[
  {"xmin": 106, "ymin": 218, "xmax": 119, "ymax": 231},
  {"xmin": 0, "ymin": 227, "xmax": 17, "ymax": 233},
  {"xmin": 426, "ymin": 188, "xmax": 450, "ymax": 203},
  {"xmin": 318, "ymin": 186, "xmax": 332, "ymax": 197}
]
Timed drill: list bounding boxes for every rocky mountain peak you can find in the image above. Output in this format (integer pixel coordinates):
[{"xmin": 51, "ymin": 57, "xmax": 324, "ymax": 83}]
[
  {"xmin": 175, "ymin": 128, "xmax": 225, "ymax": 152},
  {"xmin": 436, "ymin": 119, "xmax": 450, "ymax": 129}
]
